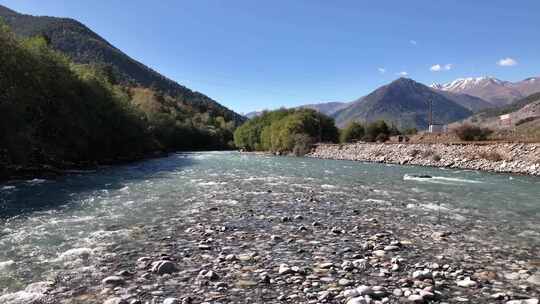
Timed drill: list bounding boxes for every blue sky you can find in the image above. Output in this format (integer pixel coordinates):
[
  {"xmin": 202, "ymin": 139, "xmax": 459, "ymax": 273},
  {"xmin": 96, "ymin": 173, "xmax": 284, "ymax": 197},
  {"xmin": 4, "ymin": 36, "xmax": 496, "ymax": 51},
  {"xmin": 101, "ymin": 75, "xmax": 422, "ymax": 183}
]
[{"xmin": 1, "ymin": 0, "xmax": 539, "ymax": 113}]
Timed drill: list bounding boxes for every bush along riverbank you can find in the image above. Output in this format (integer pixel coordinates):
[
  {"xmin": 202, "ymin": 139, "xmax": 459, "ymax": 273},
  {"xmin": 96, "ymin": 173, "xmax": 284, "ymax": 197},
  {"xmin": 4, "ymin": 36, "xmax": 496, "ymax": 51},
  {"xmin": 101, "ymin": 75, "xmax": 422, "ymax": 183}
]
[{"xmin": 308, "ymin": 143, "xmax": 540, "ymax": 176}]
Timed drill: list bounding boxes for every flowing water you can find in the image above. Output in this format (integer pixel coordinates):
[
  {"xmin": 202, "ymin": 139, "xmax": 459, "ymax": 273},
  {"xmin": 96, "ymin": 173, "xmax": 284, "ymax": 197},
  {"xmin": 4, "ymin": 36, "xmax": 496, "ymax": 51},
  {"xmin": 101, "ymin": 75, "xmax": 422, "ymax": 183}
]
[{"xmin": 1, "ymin": 151, "xmax": 539, "ymax": 294}]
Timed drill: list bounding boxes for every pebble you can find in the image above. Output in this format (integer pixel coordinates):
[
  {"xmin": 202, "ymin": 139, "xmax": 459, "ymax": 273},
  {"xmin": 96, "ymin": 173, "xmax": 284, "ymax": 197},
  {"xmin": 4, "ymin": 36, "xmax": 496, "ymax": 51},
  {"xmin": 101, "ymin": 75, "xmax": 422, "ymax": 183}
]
[
  {"xmin": 101, "ymin": 276, "xmax": 125, "ymax": 286},
  {"xmin": 151, "ymin": 260, "xmax": 178, "ymax": 275},
  {"xmin": 456, "ymin": 277, "xmax": 477, "ymax": 288}
]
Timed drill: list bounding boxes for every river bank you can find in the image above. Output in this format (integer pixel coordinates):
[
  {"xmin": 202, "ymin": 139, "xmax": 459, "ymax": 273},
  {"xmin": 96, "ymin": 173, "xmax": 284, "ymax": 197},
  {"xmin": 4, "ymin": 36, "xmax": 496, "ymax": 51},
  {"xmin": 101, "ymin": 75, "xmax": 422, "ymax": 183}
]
[
  {"xmin": 308, "ymin": 143, "xmax": 540, "ymax": 176},
  {"xmin": 1, "ymin": 152, "xmax": 539, "ymax": 304}
]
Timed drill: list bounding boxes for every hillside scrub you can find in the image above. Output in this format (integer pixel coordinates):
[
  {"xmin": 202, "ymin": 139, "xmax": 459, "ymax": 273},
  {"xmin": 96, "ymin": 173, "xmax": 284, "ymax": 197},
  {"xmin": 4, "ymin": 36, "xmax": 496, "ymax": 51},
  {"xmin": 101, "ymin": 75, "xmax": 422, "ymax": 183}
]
[
  {"xmin": 233, "ymin": 109, "xmax": 338, "ymax": 154},
  {"xmin": 0, "ymin": 24, "xmax": 236, "ymax": 176},
  {"xmin": 453, "ymin": 124, "xmax": 493, "ymax": 141},
  {"xmin": 339, "ymin": 120, "xmax": 400, "ymax": 143}
]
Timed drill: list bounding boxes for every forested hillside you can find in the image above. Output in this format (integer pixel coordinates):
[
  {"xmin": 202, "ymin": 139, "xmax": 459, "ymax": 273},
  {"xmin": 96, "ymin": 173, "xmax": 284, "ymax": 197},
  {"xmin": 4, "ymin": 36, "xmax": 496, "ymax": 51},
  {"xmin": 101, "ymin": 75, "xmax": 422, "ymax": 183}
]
[
  {"xmin": 0, "ymin": 24, "xmax": 235, "ymax": 179},
  {"xmin": 0, "ymin": 4, "xmax": 244, "ymax": 124}
]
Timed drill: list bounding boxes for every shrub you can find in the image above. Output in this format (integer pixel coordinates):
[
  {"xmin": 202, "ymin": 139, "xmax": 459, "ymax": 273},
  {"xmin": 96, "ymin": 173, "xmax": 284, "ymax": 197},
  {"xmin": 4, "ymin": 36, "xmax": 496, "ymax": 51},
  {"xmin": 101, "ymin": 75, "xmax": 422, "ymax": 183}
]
[
  {"xmin": 454, "ymin": 124, "xmax": 493, "ymax": 141},
  {"xmin": 376, "ymin": 133, "xmax": 389, "ymax": 143},
  {"xmin": 363, "ymin": 120, "xmax": 391, "ymax": 142},
  {"xmin": 292, "ymin": 133, "xmax": 313, "ymax": 156},
  {"xmin": 340, "ymin": 122, "xmax": 365, "ymax": 143},
  {"xmin": 515, "ymin": 116, "xmax": 540, "ymax": 126}
]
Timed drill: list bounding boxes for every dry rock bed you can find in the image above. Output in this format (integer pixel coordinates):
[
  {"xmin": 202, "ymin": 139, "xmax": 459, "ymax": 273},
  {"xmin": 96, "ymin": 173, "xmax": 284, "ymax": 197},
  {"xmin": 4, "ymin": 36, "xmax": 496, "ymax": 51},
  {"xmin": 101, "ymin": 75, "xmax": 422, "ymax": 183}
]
[{"xmin": 7, "ymin": 186, "xmax": 540, "ymax": 304}]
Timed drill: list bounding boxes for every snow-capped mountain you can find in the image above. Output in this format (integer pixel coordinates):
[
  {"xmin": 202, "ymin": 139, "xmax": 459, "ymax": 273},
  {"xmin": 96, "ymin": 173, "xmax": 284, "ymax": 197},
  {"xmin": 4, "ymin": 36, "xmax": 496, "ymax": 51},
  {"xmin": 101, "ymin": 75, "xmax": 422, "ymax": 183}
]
[
  {"xmin": 431, "ymin": 77, "xmax": 518, "ymax": 106},
  {"xmin": 431, "ymin": 76, "xmax": 540, "ymax": 106}
]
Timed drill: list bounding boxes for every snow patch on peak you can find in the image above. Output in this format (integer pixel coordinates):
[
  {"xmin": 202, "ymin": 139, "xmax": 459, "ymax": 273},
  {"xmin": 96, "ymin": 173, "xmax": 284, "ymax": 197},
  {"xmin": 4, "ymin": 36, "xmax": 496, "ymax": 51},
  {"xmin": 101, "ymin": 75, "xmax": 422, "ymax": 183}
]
[{"xmin": 434, "ymin": 76, "xmax": 507, "ymax": 92}]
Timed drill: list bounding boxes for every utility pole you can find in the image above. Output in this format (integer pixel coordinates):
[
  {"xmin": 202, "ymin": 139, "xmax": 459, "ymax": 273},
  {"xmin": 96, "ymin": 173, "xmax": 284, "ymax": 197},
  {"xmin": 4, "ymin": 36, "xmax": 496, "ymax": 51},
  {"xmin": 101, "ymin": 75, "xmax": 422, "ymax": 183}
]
[
  {"xmin": 318, "ymin": 109, "xmax": 322, "ymax": 143},
  {"xmin": 428, "ymin": 97, "xmax": 433, "ymax": 127}
]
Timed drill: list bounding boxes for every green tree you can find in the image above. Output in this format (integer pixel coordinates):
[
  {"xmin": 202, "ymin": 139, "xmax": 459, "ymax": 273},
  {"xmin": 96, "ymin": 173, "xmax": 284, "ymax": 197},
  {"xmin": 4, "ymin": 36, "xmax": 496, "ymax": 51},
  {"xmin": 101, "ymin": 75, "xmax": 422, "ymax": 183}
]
[{"xmin": 340, "ymin": 122, "xmax": 365, "ymax": 143}]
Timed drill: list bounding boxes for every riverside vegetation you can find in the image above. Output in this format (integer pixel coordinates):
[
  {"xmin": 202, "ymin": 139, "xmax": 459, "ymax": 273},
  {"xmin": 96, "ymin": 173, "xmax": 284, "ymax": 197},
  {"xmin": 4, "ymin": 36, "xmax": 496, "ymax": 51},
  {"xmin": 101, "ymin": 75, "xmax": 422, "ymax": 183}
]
[{"xmin": 0, "ymin": 23, "xmax": 238, "ymax": 180}]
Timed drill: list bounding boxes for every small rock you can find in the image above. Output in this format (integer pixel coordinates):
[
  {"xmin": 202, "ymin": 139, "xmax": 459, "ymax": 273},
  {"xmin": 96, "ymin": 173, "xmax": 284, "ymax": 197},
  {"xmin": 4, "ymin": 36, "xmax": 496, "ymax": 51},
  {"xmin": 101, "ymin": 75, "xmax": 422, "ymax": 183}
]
[
  {"xmin": 456, "ymin": 277, "xmax": 477, "ymax": 288},
  {"xmin": 151, "ymin": 260, "xmax": 178, "ymax": 275},
  {"xmin": 163, "ymin": 298, "xmax": 180, "ymax": 304},
  {"xmin": 339, "ymin": 278, "xmax": 353, "ymax": 286},
  {"xmin": 103, "ymin": 298, "xmax": 128, "ymax": 304},
  {"xmin": 102, "ymin": 276, "xmax": 125, "ymax": 286},
  {"xmin": 278, "ymin": 264, "xmax": 292, "ymax": 275},
  {"xmin": 506, "ymin": 300, "xmax": 538, "ymax": 304},
  {"xmin": 408, "ymin": 294, "xmax": 425, "ymax": 303},
  {"xmin": 356, "ymin": 285, "xmax": 373, "ymax": 296},
  {"xmin": 527, "ymin": 273, "xmax": 540, "ymax": 286},
  {"xmin": 372, "ymin": 250, "xmax": 386, "ymax": 257}
]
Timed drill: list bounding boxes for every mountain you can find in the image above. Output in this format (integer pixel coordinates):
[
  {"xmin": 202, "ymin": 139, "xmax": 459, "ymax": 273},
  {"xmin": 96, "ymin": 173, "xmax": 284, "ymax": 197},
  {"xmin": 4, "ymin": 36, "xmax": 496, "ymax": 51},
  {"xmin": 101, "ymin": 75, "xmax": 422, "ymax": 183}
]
[
  {"xmin": 431, "ymin": 76, "xmax": 540, "ymax": 106},
  {"xmin": 244, "ymin": 111, "xmax": 264, "ymax": 119},
  {"xmin": 244, "ymin": 102, "xmax": 350, "ymax": 120},
  {"xmin": 299, "ymin": 101, "xmax": 351, "ymax": 116},
  {"xmin": 0, "ymin": 4, "xmax": 244, "ymax": 123},
  {"xmin": 511, "ymin": 77, "xmax": 540, "ymax": 97},
  {"xmin": 434, "ymin": 90, "xmax": 494, "ymax": 112},
  {"xmin": 333, "ymin": 78, "xmax": 473, "ymax": 129}
]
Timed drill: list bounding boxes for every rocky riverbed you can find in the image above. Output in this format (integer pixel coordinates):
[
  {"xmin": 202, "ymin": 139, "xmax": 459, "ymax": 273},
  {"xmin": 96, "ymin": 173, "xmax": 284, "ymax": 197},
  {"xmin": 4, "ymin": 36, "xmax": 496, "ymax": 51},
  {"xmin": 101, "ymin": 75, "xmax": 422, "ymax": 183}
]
[
  {"xmin": 0, "ymin": 152, "xmax": 539, "ymax": 304},
  {"xmin": 2, "ymin": 189, "xmax": 539, "ymax": 304},
  {"xmin": 308, "ymin": 143, "xmax": 540, "ymax": 176}
]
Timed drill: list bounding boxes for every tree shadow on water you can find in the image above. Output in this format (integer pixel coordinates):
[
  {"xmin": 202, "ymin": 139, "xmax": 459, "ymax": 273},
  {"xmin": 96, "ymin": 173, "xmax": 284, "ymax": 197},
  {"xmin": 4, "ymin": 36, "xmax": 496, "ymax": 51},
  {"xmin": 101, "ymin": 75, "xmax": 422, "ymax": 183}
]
[{"xmin": 0, "ymin": 153, "xmax": 196, "ymax": 220}]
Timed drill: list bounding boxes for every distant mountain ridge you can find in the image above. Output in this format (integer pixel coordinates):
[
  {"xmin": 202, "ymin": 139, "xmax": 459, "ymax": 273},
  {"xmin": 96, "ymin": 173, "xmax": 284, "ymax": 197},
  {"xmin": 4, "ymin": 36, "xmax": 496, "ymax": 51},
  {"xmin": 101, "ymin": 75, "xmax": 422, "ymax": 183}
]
[
  {"xmin": 244, "ymin": 101, "xmax": 350, "ymax": 120},
  {"xmin": 431, "ymin": 76, "xmax": 540, "ymax": 106},
  {"xmin": 332, "ymin": 78, "xmax": 473, "ymax": 129},
  {"xmin": 299, "ymin": 101, "xmax": 351, "ymax": 116},
  {"xmin": 0, "ymin": 4, "xmax": 244, "ymax": 123}
]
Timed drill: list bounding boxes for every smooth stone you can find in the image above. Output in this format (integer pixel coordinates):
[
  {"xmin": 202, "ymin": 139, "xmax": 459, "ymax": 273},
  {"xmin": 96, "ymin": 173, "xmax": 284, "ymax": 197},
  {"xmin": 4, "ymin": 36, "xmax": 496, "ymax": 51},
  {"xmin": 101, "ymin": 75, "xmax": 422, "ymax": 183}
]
[
  {"xmin": 372, "ymin": 250, "xmax": 386, "ymax": 257},
  {"xmin": 278, "ymin": 264, "xmax": 292, "ymax": 275},
  {"xmin": 356, "ymin": 285, "xmax": 373, "ymax": 296},
  {"xmin": 319, "ymin": 262, "xmax": 334, "ymax": 269},
  {"xmin": 103, "ymin": 298, "xmax": 128, "ymax": 304},
  {"xmin": 408, "ymin": 294, "xmax": 425, "ymax": 303},
  {"xmin": 346, "ymin": 296, "xmax": 368, "ymax": 304},
  {"xmin": 343, "ymin": 289, "xmax": 360, "ymax": 298},
  {"xmin": 102, "ymin": 276, "xmax": 125, "ymax": 286},
  {"xmin": 506, "ymin": 300, "xmax": 538, "ymax": 304},
  {"xmin": 456, "ymin": 277, "xmax": 477, "ymax": 288},
  {"xmin": 527, "ymin": 273, "xmax": 540, "ymax": 285},
  {"xmin": 163, "ymin": 298, "xmax": 180, "ymax": 304},
  {"xmin": 339, "ymin": 279, "xmax": 354, "ymax": 286},
  {"xmin": 151, "ymin": 260, "xmax": 178, "ymax": 275},
  {"xmin": 412, "ymin": 269, "xmax": 432, "ymax": 280}
]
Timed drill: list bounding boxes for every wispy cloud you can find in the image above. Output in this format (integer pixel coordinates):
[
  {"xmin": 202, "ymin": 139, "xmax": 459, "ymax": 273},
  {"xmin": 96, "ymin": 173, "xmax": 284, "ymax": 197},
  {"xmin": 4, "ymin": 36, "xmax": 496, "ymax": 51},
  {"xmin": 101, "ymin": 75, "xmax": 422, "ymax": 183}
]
[
  {"xmin": 409, "ymin": 40, "xmax": 417, "ymax": 45},
  {"xmin": 430, "ymin": 63, "xmax": 452, "ymax": 72},
  {"xmin": 397, "ymin": 71, "xmax": 409, "ymax": 76},
  {"xmin": 377, "ymin": 67, "xmax": 386, "ymax": 74},
  {"xmin": 497, "ymin": 57, "xmax": 518, "ymax": 67}
]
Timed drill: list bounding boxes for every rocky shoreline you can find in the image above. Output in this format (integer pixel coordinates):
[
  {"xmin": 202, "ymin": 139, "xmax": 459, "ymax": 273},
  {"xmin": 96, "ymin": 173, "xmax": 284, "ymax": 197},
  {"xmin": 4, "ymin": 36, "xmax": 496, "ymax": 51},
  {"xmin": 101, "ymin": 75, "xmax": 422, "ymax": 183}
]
[{"xmin": 308, "ymin": 143, "xmax": 540, "ymax": 176}]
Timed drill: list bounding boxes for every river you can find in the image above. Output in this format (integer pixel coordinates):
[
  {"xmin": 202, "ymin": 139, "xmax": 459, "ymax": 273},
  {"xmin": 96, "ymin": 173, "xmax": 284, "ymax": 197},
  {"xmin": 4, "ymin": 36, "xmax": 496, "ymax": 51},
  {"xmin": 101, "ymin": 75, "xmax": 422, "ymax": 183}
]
[{"xmin": 1, "ymin": 151, "xmax": 539, "ymax": 303}]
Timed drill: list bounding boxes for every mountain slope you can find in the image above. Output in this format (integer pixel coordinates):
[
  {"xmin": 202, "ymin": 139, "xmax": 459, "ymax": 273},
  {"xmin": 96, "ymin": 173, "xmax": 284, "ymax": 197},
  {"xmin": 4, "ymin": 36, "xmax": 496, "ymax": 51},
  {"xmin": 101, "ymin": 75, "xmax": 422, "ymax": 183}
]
[
  {"xmin": 511, "ymin": 77, "xmax": 540, "ymax": 97},
  {"xmin": 434, "ymin": 90, "xmax": 494, "ymax": 112},
  {"xmin": 0, "ymin": 4, "xmax": 244, "ymax": 123},
  {"xmin": 299, "ymin": 101, "xmax": 351, "ymax": 116},
  {"xmin": 432, "ymin": 76, "xmax": 540, "ymax": 106},
  {"xmin": 333, "ymin": 78, "xmax": 473, "ymax": 129}
]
